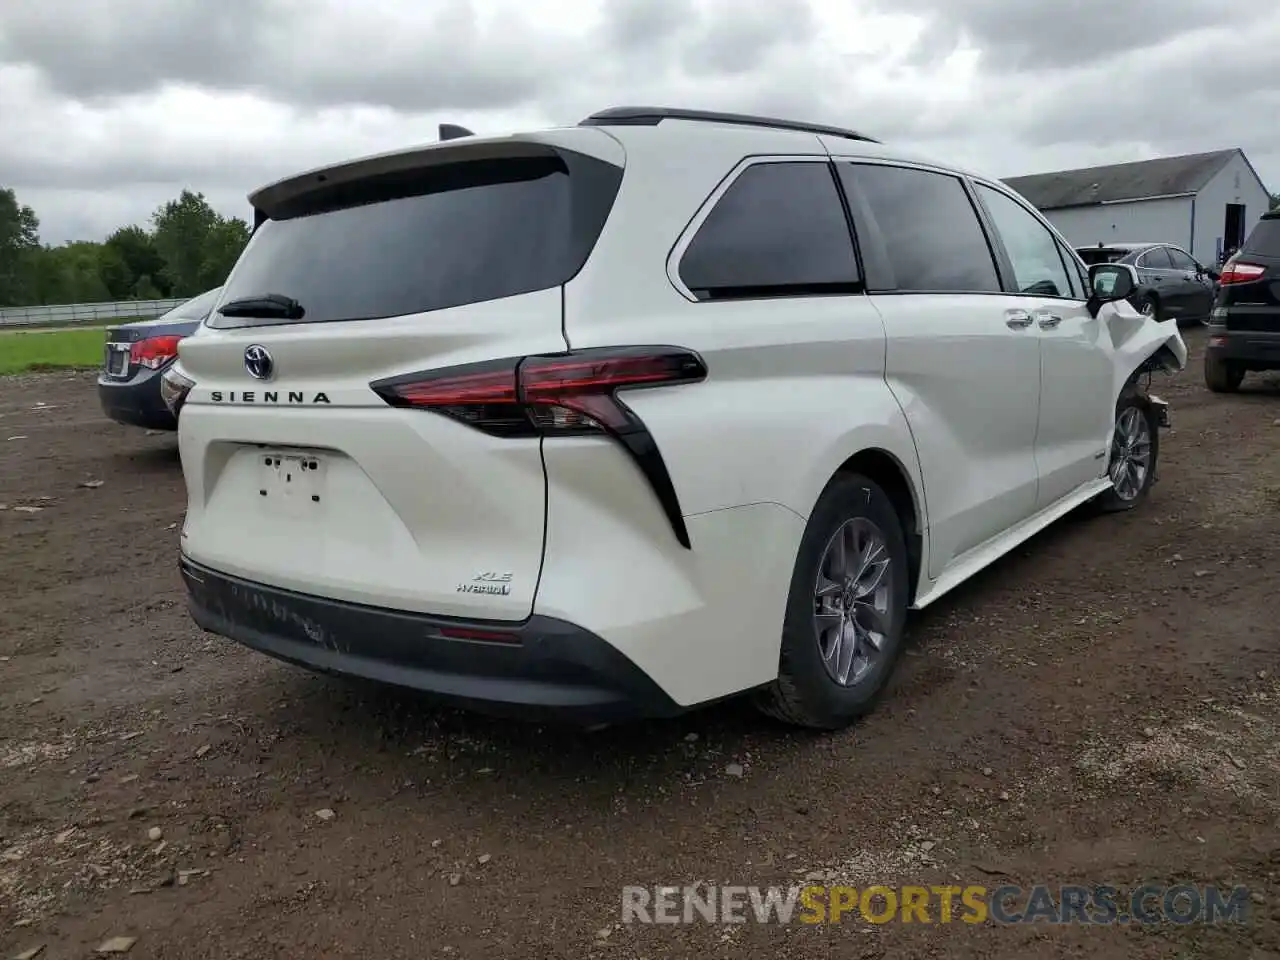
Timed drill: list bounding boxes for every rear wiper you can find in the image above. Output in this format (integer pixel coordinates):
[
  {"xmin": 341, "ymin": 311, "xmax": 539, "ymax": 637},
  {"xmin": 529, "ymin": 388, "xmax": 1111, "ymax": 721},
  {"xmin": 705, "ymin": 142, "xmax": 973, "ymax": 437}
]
[{"xmin": 217, "ymin": 293, "xmax": 305, "ymax": 320}]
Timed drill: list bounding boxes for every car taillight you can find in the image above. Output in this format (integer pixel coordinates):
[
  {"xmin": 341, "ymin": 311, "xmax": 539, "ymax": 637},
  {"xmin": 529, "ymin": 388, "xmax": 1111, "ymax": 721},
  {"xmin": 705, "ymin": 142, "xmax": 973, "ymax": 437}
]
[
  {"xmin": 1218, "ymin": 261, "xmax": 1265, "ymax": 285},
  {"xmin": 130, "ymin": 335, "xmax": 184, "ymax": 369},
  {"xmin": 371, "ymin": 347, "xmax": 707, "ymax": 548},
  {"xmin": 160, "ymin": 366, "xmax": 195, "ymax": 419}
]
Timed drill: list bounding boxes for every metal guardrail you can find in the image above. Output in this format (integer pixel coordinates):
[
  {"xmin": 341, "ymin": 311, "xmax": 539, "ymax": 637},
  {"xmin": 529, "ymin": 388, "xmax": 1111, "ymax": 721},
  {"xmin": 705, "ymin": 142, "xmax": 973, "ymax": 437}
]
[{"xmin": 0, "ymin": 298, "xmax": 188, "ymax": 327}]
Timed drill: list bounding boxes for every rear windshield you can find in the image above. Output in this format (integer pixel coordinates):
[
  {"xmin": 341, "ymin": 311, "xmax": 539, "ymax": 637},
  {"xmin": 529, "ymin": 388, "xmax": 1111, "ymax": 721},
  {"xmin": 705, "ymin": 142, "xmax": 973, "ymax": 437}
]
[
  {"xmin": 162, "ymin": 287, "xmax": 221, "ymax": 322},
  {"xmin": 1076, "ymin": 248, "xmax": 1127, "ymax": 266},
  {"xmin": 210, "ymin": 152, "xmax": 622, "ymax": 329},
  {"xmin": 1242, "ymin": 217, "xmax": 1280, "ymax": 257}
]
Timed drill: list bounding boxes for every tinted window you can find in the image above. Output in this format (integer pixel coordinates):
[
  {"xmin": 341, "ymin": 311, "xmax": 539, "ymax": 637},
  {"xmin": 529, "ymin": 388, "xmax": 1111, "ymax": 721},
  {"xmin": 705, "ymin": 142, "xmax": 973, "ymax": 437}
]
[
  {"xmin": 164, "ymin": 287, "xmax": 221, "ymax": 322},
  {"xmin": 1242, "ymin": 217, "xmax": 1280, "ymax": 256},
  {"xmin": 838, "ymin": 164, "xmax": 1000, "ymax": 293},
  {"xmin": 1139, "ymin": 246, "xmax": 1173, "ymax": 269},
  {"xmin": 1166, "ymin": 248, "xmax": 1197, "ymax": 271},
  {"xmin": 211, "ymin": 153, "xmax": 621, "ymax": 328},
  {"xmin": 678, "ymin": 162, "xmax": 859, "ymax": 300},
  {"xmin": 976, "ymin": 184, "xmax": 1075, "ymax": 298}
]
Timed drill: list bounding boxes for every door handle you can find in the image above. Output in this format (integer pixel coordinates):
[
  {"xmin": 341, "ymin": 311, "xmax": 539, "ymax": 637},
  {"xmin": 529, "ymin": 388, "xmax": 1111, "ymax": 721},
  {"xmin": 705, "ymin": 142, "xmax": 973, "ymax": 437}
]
[
  {"xmin": 1035, "ymin": 310, "xmax": 1062, "ymax": 329},
  {"xmin": 1005, "ymin": 309, "xmax": 1033, "ymax": 329}
]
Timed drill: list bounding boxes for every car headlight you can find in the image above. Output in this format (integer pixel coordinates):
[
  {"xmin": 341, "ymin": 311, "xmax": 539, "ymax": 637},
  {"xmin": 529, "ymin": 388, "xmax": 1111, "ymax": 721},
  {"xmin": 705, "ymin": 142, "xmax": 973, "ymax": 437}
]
[{"xmin": 160, "ymin": 365, "xmax": 196, "ymax": 418}]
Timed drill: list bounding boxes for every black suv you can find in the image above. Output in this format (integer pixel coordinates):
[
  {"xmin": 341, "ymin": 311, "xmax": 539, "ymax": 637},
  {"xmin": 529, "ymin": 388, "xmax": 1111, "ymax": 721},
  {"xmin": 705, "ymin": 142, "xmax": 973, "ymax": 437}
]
[{"xmin": 1204, "ymin": 211, "xmax": 1280, "ymax": 392}]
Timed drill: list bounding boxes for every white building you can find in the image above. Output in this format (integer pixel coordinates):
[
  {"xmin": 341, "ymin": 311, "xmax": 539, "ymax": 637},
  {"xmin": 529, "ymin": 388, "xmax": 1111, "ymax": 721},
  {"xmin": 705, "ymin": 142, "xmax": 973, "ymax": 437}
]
[{"xmin": 1004, "ymin": 149, "xmax": 1271, "ymax": 265}]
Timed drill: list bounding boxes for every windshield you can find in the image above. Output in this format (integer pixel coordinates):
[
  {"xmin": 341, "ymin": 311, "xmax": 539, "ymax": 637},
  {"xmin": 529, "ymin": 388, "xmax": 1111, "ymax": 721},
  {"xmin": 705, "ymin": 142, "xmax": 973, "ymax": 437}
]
[
  {"xmin": 161, "ymin": 287, "xmax": 222, "ymax": 322},
  {"xmin": 210, "ymin": 152, "xmax": 622, "ymax": 329}
]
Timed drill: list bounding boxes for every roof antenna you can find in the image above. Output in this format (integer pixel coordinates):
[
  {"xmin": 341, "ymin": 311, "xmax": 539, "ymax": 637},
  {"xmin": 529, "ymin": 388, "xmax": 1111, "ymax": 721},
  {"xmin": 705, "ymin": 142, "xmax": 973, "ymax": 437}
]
[{"xmin": 439, "ymin": 123, "xmax": 474, "ymax": 141}]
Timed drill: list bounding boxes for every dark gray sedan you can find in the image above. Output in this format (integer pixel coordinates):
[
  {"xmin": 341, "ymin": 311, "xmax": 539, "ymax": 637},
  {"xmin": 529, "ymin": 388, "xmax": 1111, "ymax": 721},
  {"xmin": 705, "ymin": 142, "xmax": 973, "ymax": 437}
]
[
  {"xmin": 98, "ymin": 287, "xmax": 220, "ymax": 430},
  {"xmin": 1076, "ymin": 242, "xmax": 1218, "ymax": 324}
]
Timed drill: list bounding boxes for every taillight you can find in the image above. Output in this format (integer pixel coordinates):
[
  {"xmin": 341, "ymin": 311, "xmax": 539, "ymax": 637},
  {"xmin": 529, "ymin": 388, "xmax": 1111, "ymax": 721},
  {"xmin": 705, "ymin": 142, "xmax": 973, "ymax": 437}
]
[
  {"xmin": 1218, "ymin": 261, "xmax": 1265, "ymax": 285},
  {"xmin": 130, "ymin": 335, "xmax": 184, "ymax": 369},
  {"xmin": 160, "ymin": 366, "xmax": 195, "ymax": 419},
  {"xmin": 371, "ymin": 347, "xmax": 708, "ymax": 547}
]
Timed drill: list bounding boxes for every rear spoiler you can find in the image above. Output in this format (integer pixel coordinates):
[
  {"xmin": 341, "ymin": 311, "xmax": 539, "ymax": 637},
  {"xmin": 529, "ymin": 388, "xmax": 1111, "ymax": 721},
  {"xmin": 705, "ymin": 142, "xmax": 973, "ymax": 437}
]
[{"xmin": 246, "ymin": 129, "xmax": 624, "ymax": 222}]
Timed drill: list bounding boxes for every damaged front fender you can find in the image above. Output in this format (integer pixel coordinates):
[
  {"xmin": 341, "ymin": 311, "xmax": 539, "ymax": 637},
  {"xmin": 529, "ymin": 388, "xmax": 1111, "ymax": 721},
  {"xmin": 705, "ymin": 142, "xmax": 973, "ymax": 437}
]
[{"xmin": 1103, "ymin": 299, "xmax": 1188, "ymax": 399}]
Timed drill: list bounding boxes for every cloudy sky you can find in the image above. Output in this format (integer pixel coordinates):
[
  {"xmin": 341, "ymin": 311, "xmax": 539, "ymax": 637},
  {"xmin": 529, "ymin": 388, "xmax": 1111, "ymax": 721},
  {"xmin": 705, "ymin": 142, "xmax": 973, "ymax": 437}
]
[{"xmin": 1, "ymin": 0, "xmax": 1277, "ymax": 245}]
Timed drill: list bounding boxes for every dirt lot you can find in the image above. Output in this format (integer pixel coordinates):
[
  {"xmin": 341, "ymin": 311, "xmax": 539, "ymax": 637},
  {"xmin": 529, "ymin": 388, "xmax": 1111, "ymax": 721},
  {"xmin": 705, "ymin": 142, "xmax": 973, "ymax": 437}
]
[{"xmin": 2, "ymin": 329, "xmax": 1279, "ymax": 960}]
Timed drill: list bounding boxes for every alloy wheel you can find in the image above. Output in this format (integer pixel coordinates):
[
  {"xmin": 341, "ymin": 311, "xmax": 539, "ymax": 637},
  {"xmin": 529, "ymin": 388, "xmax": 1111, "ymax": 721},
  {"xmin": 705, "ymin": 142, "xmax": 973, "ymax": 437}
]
[
  {"xmin": 1109, "ymin": 406, "xmax": 1152, "ymax": 501},
  {"xmin": 813, "ymin": 518, "xmax": 894, "ymax": 686}
]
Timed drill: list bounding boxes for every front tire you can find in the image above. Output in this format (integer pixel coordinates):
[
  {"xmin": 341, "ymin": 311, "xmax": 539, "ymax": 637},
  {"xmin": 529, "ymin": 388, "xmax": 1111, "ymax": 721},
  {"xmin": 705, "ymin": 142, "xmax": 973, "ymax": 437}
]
[
  {"xmin": 1204, "ymin": 354, "xmax": 1245, "ymax": 393},
  {"xmin": 754, "ymin": 473, "xmax": 910, "ymax": 729},
  {"xmin": 1096, "ymin": 391, "xmax": 1159, "ymax": 513}
]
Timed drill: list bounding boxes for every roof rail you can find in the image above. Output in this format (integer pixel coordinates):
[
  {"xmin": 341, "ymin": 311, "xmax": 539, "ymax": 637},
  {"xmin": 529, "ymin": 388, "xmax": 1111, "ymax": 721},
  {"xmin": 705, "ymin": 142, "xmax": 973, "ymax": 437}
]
[{"xmin": 578, "ymin": 106, "xmax": 879, "ymax": 144}]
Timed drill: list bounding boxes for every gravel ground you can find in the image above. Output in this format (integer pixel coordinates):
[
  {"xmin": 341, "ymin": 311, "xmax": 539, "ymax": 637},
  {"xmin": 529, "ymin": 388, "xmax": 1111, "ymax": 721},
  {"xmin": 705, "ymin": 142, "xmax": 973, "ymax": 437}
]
[{"xmin": 1, "ymin": 328, "xmax": 1279, "ymax": 960}]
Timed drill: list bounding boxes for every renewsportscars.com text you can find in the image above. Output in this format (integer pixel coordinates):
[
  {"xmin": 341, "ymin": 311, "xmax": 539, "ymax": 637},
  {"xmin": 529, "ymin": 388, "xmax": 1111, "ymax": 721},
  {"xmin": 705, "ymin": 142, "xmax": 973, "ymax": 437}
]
[{"xmin": 621, "ymin": 883, "xmax": 1252, "ymax": 926}]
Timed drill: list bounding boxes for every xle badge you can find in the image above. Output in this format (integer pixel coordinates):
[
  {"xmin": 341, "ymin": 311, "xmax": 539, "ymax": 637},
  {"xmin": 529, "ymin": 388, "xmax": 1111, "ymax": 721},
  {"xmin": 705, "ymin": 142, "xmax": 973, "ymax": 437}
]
[{"xmin": 456, "ymin": 571, "xmax": 513, "ymax": 596}]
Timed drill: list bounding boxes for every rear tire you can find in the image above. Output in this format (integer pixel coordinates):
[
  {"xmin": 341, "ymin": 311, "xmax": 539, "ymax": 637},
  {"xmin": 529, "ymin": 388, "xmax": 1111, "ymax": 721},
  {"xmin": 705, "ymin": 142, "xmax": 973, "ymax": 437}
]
[
  {"xmin": 754, "ymin": 473, "xmax": 910, "ymax": 729},
  {"xmin": 1204, "ymin": 354, "xmax": 1245, "ymax": 393},
  {"xmin": 1096, "ymin": 390, "xmax": 1159, "ymax": 513},
  {"xmin": 1138, "ymin": 295, "xmax": 1160, "ymax": 321}
]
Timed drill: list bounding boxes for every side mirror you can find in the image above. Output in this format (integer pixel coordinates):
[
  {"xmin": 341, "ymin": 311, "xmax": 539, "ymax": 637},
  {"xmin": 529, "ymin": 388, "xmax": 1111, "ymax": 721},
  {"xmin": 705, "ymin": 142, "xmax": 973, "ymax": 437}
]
[{"xmin": 1087, "ymin": 263, "xmax": 1138, "ymax": 318}]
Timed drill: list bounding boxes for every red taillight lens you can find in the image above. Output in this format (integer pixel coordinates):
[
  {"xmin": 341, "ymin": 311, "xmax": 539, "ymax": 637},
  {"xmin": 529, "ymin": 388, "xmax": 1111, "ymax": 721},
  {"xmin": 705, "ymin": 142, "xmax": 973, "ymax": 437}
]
[
  {"xmin": 372, "ymin": 348, "xmax": 707, "ymax": 438},
  {"xmin": 1218, "ymin": 261, "xmax": 1265, "ymax": 285},
  {"xmin": 370, "ymin": 347, "xmax": 707, "ymax": 548},
  {"xmin": 130, "ymin": 335, "xmax": 184, "ymax": 369}
]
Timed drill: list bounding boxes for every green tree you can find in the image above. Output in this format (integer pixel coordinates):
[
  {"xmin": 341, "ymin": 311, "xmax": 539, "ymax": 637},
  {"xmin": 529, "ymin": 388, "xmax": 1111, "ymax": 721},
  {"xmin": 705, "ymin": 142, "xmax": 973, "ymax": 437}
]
[
  {"xmin": 0, "ymin": 187, "xmax": 41, "ymax": 307},
  {"xmin": 198, "ymin": 216, "xmax": 250, "ymax": 290},
  {"xmin": 104, "ymin": 225, "xmax": 169, "ymax": 298},
  {"xmin": 151, "ymin": 190, "xmax": 221, "ymax": 297},
  {"xmin": 132, "ymin": 274, "xmax": 163, "ymax": 300},
  {"xmin": 1270, "ymin": 192, "xmax": 1279, "ymax": 211},
  {"xmin": 29, "ymin": 242, "xmax": 112, "ymax": 304}
]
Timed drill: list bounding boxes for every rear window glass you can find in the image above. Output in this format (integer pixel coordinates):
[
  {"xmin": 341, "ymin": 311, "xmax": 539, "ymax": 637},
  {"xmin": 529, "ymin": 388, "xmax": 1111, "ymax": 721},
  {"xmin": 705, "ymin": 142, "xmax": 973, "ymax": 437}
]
[
  {"xmin": 1076, "ymin": 248, "xmax": 1127, "ymax": 266},
  {"xmin": 163, "ymin": 287, "xmax": 221, "ymax": 321},
  {"xmin": 210, "ymin": 153, "xmax": 621, "ymax": 329},
  {"xmin": 1242, "ymin": 217, "xmax": 1280, "ymax": 257}
]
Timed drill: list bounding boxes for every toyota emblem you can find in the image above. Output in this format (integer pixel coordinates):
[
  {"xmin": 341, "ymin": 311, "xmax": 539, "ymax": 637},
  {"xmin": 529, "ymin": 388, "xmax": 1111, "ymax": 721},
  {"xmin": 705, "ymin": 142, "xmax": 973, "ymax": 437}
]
[{"xmin": 244, "ymin": 344, "xmax": 274, "ymax": 381}]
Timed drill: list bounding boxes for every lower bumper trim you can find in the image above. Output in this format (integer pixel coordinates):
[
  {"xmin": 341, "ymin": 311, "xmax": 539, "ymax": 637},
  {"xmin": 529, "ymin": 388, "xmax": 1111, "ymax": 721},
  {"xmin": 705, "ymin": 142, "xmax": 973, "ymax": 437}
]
[
  {"xmin": 1205, "ymin": 328, "xmax": 1280, "ymax": 366},
  {"xmin": 179, "ymin": 557, "xmax": 683, "ymax": 723}
]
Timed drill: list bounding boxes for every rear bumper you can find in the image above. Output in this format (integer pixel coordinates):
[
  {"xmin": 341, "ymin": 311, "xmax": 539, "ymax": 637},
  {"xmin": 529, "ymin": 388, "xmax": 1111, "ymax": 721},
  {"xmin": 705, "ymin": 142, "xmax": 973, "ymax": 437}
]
[
  {"xmin": 97, "ymin": 369, "xmax": 176, "ymax": 430},
  {"xmin": 179, "ymin": 556, "xmax": 684, "ymax": 724},
  {"xmin": 1205, "ymin": 324, "xmax": 1280, "ymax": 366}
]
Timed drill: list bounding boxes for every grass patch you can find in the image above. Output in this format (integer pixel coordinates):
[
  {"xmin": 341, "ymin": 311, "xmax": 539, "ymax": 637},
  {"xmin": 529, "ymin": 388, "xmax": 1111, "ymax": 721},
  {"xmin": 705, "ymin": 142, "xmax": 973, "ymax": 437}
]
[{"xmin": 0, "ymin": 327, "xmax": 107, "ymax": 375}]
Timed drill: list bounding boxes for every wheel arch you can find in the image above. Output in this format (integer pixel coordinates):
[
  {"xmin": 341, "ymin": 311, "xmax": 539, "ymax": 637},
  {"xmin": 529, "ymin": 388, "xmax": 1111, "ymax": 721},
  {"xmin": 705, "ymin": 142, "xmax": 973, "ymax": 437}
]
[{"xmin": 828, "ymin": 448, "xmax": 926, "ymax": 604}]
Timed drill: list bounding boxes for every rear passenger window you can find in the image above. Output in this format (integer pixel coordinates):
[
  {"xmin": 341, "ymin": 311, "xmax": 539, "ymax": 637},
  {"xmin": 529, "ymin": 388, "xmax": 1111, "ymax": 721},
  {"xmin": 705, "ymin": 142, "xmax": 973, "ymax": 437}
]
[
  {"xmin": 1243, "ymin": 217, "xmax": 1280, "ymax": 256},
  {"xmin": 678, "ymin": 162, "xmax": 860, "ymax": 301},
  {"xmin": 975, "ymin": 183, "xmax": 1076, "ymax": 299},
  {"xmin": 1139, "ymin": 247, "xmax": 1173, "ymax": 269},
  {"xmin": 837, "ymin": 164, "xmax": 1001, "ymax": 293}
]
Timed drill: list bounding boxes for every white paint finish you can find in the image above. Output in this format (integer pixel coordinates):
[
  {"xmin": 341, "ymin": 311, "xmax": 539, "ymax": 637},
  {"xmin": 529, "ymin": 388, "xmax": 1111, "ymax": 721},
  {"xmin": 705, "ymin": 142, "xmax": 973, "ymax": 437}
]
[
  {"xmin": 1045, "ymin": 197, "xmax": 1194, "ymax": 258},
  {"xmin": 534, "ymin": 488, "xmax": 804, "ymax": 706},
  {"xmin": 1032, "ymin": 298, "xmax": 1117, "ymax": 507},
  {"xmin": 567, "ymin": 291, "xmax": 915, "ymax": 521},
  {"xmin": 870, "ymin": 293, "xmax": 1040, "ymax": 579},
  {"xmin": 173, "ymin": 117, "xmax": 1193, "ymax": 713},
  {"xmin": 1192, "ymin": 151, "xmax": 1273, "ymax": 262},
  {"xmin": 176, "ymin": 288, "xmax": 568, "ymax": 620}
]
